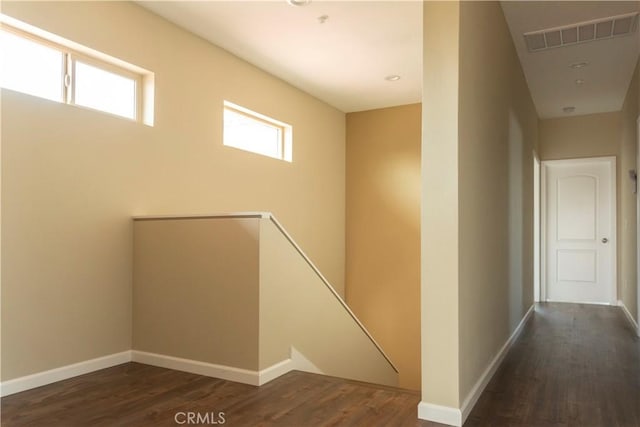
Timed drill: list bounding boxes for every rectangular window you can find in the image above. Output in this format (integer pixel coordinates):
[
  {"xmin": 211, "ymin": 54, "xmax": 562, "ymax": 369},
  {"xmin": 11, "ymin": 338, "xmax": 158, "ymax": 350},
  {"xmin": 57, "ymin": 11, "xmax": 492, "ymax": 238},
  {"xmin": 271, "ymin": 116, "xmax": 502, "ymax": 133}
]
[
  {"xmin": 0, "ymin": 29, "xmax": 64, "ymax": 102},
  {"xmin": 0, "ymin": 17, "xmax": 153, "ymax": 124},
  {"xmin": 223, "ymin": 101, "xmax": 292, "ymax": 162},
  {"xmin": 74, "ymin": 61, "xmax": 137, "ymax": 120}
]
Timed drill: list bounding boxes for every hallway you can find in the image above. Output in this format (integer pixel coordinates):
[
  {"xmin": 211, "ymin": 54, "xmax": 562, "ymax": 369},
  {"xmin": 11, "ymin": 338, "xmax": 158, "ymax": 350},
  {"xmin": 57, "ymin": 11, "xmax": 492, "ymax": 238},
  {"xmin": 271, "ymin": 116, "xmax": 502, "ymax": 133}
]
[{"xmin": 466, "ymin": 303, "xmax": 640, "ymax": 426}]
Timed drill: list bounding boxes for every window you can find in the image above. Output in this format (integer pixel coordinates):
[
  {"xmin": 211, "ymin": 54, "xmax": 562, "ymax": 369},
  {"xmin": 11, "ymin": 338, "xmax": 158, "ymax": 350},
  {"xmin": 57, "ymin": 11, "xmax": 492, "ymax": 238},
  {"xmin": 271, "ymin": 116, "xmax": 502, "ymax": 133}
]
[
  {"xmin": 0, "ymin": 30, "xmax": 63, "ymax": 102},
  {"xmin": 74, "ymin": 61, "xmax": 136, "ymax": 119},
  {"xmin": 223, "ymin": 101, "xmax": 292, "ymax": 162},
  {"xmin": 0, "ymin": 18, "xmax": 153, "ymax": 124}
]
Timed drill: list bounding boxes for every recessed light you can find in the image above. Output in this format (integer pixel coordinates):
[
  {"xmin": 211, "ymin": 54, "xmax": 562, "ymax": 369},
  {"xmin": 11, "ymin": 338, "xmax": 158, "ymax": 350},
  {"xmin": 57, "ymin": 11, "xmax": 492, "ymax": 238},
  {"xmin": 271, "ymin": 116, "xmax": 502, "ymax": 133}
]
[
  {"xmin": 287, "ymin": 0, "xmax": 311, "ymax": 6},
  {"xmin": 563, "ymin": 106, "xmax": 576, "ymax": 113},
  {"xmin": 570, "ymin": 61, "xmax": 589, "ymax": 69},
  {"xmin": 575, "ymin": 79, "xmax": 585, "ymax": 85},
  {"xmin": 385, "ymin": 75, "xmax": 401, "ymax": 82}
]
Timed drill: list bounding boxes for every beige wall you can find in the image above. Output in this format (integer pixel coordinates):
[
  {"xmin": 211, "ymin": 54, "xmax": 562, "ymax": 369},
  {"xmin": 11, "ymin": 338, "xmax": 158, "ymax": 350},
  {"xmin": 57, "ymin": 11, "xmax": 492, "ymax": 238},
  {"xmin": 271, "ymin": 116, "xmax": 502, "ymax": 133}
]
[
  {"xmin": 133, "ymin": 216, "xmax": 397, "ymax": 386},
  {"xmin": 1, "ymin": 1, "xmax": 345, "ymax": 381},
  {"xmin": 421, "ymin": 1, "xmax": 461, "ymax": 408},
  {"xmin": 539, "ymin": 112, "xmax": 622, "ymax": 160},
  {"xmin": 133, "ymin": 218, "xmax": 260, "ymax": 369},
  {"xmin": 457, "ymin": 0, "xmax": 538, "ymax": 402},
  {"xmin": 260, "ymin": 218, "xmax": 398, "ymax": 386},
  {"xmin": 345, "ymin": 104, "xmax": 421, "ymax": 390},
  {"xmin": 421, "ymin": 0, "xmax": 538, "ymax": 411}
]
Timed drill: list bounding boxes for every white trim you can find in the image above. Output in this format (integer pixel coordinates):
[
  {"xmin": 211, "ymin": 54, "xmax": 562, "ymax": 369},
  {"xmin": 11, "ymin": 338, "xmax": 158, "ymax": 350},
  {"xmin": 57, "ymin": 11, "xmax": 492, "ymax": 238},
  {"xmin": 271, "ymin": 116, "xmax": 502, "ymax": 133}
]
[
  {"xmin": 0, "ymin": 351, "xmax": 132, "ymax": 397},
  {"xmin": 131, "ymin": 348, "xmax": 319, "ymax": 387},
  {"xmin": 637, "ymin": 116, "xmax": 640, "ymax": 338},
  {"xmin": 541, "ymin": 164, "xmax": 548, "ymax": 302},
  {"xmin": 618, "ymin": 300, "xmax": 640, "ymax": 335},
  {"xmin": 417, "ymin": 305, "xmax": 535, "ymax": 426},
  {"xmin": 257, "ymin": 346, "xmax": 324, "ymax": 385},
  {"xmin": 0, "ymin": 347, "xmax": 319, "ymax": 396},
  {"xmin": 541, "ymin": 156, "xmax": 617, "ymax": 305},
  {"xmin": 132, "ymin": 212, "xmax": 271, "ymax": 220},
  {"xmin": 257, "ymin": 359, "xmax": 292, "ymax": 386},
  {"xmin": 545, "ymin": 299, "xmax": 612, "ymax": 306},
  {"xmin": 417, "ymin": 402, "xmax": 462, "ymax": 427},
  {"xmin": 131, "ymin": 350, "xmax": 261, "ymax": 386},
  {"xmin": 610, "ymin": 157, "xmax": 618, "ymax": 305},
  {"xmin": 460, "ymin": 305, "xmax": 535, "ymax": 424},
  {"xmin": 534, "ymin": 152, "xmax": 541, "ymax": 302}
]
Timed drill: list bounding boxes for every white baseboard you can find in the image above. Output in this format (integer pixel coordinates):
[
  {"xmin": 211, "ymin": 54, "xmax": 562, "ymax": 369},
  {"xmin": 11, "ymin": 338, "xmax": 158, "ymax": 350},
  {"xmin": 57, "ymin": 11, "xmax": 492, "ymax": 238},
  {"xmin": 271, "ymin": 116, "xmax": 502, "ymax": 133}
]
[
  {"xmin": 618, "ymin": 300, "xmax": 640, "ymax": 336},
  {"xmin": 131, "ymin": 350, "xmax": 261, "ymax": 386},
  {"xmin": 418, "ymin": 305, "xmax": 535, "ymax": 427},
  {"xmin": 132, "ymin": 346, "xmax": 321, "ymax": 387},
  {"xmin": 1, "ymin": 346, "xmax": 318, "ymax": 397},
  {"xmin": 460, "ymin": 304, "xmax": 534, "ymax": 423},
  {"xmin": 257, "ymin": 359, "xmax": 292, "ymax": 385},
  {"xmin": 418, "ymin": 402, "xmax": 462, "ymax": 427},
  {"xmin": 0, "ymin": 351, "xmax": 132, "ymax": 397},
  {"xmin": 258, "ymin": 346, "xmax": 323, "ymax": 385}
]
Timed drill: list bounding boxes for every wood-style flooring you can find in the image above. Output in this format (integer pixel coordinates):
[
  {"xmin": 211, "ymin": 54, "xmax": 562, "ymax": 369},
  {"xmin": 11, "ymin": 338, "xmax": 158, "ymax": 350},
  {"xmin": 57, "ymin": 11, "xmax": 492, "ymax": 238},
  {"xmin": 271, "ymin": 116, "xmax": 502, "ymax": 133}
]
[
  {"xmin": 466, "ymin": 303, "xmax": 640, "ymax": 426},
  {"xmin": 0, "ymin": 363, "xmax": 434, "ymax": 427},
  {"xmin": 2, "ymin": 303, "xmax": 639, "ymax": 426}
]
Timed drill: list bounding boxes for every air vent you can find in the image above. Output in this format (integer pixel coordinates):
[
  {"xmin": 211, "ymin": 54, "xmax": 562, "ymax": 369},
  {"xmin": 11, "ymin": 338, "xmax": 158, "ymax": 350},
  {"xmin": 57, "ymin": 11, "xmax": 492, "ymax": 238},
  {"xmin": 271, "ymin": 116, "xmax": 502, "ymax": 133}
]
[{"xmin": 524, "ymin": 12, "xmax": 639, "ymax": 52}]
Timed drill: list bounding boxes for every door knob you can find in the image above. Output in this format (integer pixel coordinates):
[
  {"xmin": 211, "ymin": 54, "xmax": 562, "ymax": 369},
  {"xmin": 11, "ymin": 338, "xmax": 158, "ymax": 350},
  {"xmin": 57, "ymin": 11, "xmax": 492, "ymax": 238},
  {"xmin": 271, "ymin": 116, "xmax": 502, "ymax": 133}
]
[{"xmin": 602, "ymin": 238, "xmax": 609, "ymax": 243}]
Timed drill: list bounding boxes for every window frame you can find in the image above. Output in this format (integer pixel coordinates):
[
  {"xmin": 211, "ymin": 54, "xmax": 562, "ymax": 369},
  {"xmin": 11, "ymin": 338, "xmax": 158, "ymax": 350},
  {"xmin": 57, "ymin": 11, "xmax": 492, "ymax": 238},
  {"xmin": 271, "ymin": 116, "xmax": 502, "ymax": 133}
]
[
  {"xmin": 70, "ymin": 53, "xmax": 141, "ymax": 120},
  {"xmin": 0, "ymin": 24, "xmax": 66, "ymax": 102},
  {"xmin": 223, "ymin": 101, "xmax": 293, "ymax": 162},
  {"xmin": 1, "ymin": 22, "xmax": 144, "ymax": 122}
]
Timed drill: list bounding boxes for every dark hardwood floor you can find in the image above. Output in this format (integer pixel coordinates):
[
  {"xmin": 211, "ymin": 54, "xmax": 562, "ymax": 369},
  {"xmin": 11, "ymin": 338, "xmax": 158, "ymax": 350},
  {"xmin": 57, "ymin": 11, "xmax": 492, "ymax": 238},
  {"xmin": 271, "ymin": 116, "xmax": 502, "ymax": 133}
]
[
  {"xmin": 2, "ymin": 303, "xmax": 639, "ymax": 426},
  {"xmin": 466, "ymin": 303, "xmax": 640, "ymax": 427},
  {"xmin": 0, "ymin": 363, "xmax": 437, "ymax": 427}
]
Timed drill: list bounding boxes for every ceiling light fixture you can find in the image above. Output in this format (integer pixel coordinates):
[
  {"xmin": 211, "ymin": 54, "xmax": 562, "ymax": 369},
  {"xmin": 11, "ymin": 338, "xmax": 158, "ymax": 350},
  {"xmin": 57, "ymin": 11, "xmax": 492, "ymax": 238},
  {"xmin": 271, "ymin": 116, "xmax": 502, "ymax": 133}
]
[
  {"xmin": 563, "ymin": 106, "xmax": 576, "ymax": 113},
  {"xmin": 575, "ymin": 79, "xmax": 585, "ymax": 85},
  {"xmin": 385, "ymin": 75, "xmax": 401, "ymax": 82},
  {"xmin": 570, "ymin": 61, "xmax": 589, "ymax": 69},
  {"xmin": 287, "ymin": 0, "xmax": 312, "ymax": 6}
]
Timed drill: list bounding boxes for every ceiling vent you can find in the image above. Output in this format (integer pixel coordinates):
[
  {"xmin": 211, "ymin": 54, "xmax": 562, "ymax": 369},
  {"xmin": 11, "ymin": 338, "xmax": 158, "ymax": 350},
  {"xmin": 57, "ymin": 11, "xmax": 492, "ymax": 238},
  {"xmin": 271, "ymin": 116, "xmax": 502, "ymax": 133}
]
[{"xmin": 524, "ymin": 12, "xmax": 639, "ymax": 52}]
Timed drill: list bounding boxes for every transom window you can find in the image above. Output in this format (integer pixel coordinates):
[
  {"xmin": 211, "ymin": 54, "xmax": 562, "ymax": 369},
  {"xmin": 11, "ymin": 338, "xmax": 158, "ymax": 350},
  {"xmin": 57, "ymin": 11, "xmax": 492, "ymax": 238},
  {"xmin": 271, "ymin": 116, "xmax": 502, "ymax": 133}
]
[
  {"xmin": 0, "ymin": 29, "xmax": 63, "ymax": 102},
  {"xmin": 0, "ymin": 18, "xmax": 153, "ymax": 124},
  {"xmin": 223, "ymin": 101, "xmax": 293, "ymax": 162},
  {"xmin": 73, "ymin": 61, "xmax": 136, "ymax": 119}
]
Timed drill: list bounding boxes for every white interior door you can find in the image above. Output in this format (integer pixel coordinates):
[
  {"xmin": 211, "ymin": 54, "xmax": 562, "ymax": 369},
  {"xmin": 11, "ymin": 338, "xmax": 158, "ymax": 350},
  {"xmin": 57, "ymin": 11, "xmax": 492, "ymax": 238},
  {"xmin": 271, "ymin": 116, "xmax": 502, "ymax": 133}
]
[{"xmin": 543, "ymin": 157, "xmax": 616, "ymax": 305}]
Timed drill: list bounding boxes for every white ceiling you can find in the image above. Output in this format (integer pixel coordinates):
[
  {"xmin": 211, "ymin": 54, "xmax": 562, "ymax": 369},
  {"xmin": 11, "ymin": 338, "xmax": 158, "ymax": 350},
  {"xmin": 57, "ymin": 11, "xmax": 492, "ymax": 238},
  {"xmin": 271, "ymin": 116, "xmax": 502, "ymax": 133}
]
[
  {"xmin": 138, "ymin": 1, "xmax": 423, "ymax": 113},
  {"xmin": 138, "ymin": 1, "xmax": 640, "ymax": 118},
  {"xmin": 501, "ymin": 1, "xmax": 640, "ymax": 119}
]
